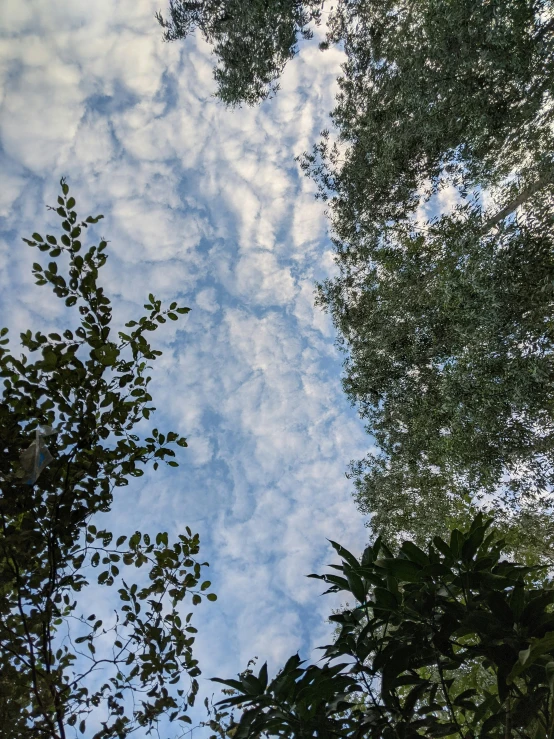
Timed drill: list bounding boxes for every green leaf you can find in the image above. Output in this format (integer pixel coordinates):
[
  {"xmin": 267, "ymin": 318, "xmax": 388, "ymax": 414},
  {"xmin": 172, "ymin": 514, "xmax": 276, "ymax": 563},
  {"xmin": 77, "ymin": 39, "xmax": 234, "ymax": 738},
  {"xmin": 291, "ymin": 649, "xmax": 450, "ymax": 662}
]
[
  {"xmin": 449, "ymin": 529, "xmax": 464, "ymax": 559},
  {"xmin": 329, "ymin": 540, "xmax": 360, "ymax": 569},
  {"xmin": 508, "ymin": 632, "xmax": 554, "ymax": 683},
  {"xmin": 402, "ymin": 681, "xmax": 428, "ymax": 717},
  {"xmin": 241, "ymin": 673, "xmax": 262, "ymax": 695},
  {"xmin": 480, "ymin": 713, "xmax": 503, "ymax": 733},
  {"xmin": 453, "ymin": 688, "xmax": 477, "ymax": 706},
  {"xmin": 510, "ymin": 581, "xmax": 525, "ymax": 620},
  {"xmin": 428, "ymin": 723, "xmax": 462, "ymax": 737},
  {"xmin": 375, "ymin": 557, "xmax": 423, "ymax": 583},
  {"xmin": 400, "ymin": 541, "xmax": 429, "ymax": 567},
  {"xmin": 42, "ymin": 350, "xmax": 58, "ymax": 370},
  {"xmin": 344, "ymin": 566, "xmax": 368, "ymax": 601},
  {"xmin": 258, "ymin": 662, "xmax": 268, "ymax": 691},
  {"xmin": 546, "ymin": 661, "xmax": 554, "ymax": 690},
  {"xmin": 461, "ymin": 525, "xmax": 487, "ymax": 562},
  {"xmin": 92, "ymin": 343, "xmax": 120, "ymax": 367},
  {"xmin": 381, "ymin": 644, "xmax": 414, "ymax": 696},
  {"xmin": 373, "ymin": 586, "xmax": 399, "ymax": 611}
]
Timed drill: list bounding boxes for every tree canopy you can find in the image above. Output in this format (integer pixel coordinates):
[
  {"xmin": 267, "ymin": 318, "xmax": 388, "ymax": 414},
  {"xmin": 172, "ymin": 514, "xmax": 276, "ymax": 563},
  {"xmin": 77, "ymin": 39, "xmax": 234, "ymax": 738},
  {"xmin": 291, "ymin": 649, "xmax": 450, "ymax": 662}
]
[
  {"xmin": 316, "ymin": 177, "xmax": 554, "ymax": 547},
  {"xmin": 156, "ymin": 0, "xmax": 323, "ymax": 105},
  {"xmin": 305, "ymin": 0, "xmax": 554, "ymax": 227},
  {"xmin": 0, "ymin": 180, "xmax": 216, "ymax": 738},
  {"xmin": 158, "ymin": 0, "xmax": 554, "ymax": 218},
  {"xmin": 302, "ymin": 0, "xmax": 554, "ymax": 545}
]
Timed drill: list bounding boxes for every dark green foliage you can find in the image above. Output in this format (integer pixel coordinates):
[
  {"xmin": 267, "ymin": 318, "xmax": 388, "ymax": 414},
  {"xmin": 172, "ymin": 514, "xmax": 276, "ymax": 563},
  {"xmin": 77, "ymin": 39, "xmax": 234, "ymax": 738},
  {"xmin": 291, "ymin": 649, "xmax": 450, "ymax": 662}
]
[
  {"xmin": 316, "ymin": 181, "xmax": 554, "ymax": 545},
  {"xmin": 156, "ymin": 0, "xmax": 323, "ymax": 106},
  {"xmin": 0, "ymin": 180, "xmax": 216, "ymax": 738},
  {"xmin": 299, "ymin": 0, "xmax": 554, "ymax": 548},
  {"xmin": 214, "ymin": 515, "xmax": 554, "ymax": 738},
  {"xmin": 304, "ymin": 0, "xmax": 554, "ymax": 225}
]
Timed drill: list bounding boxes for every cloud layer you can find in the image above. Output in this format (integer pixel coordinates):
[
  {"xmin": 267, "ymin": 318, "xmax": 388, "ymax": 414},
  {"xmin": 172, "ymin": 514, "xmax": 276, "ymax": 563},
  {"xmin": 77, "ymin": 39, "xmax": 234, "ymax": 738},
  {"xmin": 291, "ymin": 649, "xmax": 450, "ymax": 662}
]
[{"xmin": 0, "ymin": 0, "xmax": 369, "ymax": 731}]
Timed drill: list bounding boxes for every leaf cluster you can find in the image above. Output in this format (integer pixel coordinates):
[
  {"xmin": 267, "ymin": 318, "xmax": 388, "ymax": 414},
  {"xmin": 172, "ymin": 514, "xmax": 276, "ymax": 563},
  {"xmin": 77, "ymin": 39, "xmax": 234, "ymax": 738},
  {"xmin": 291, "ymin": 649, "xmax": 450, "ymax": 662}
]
[
  {"xmin": 303, "ymin": 0, "xmax": 554, "ymax": 225},
  {"xmin": 156, "ymin": 0, "xmax": 323, "ymax": 105},
  {"xmin": 0, "ymin": 180, "xmax": 216, "ymax": 738},
  {"xmin": 214, "ymin": 514, "xmax": 554, "ymax": 737}
]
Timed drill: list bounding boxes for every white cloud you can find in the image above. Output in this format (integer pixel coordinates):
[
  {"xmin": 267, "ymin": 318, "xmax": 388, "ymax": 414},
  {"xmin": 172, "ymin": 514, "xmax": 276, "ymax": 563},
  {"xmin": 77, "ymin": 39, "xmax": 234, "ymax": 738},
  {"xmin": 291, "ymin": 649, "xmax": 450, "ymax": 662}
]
[
  {"xmin": 0, "ymin": 0, "xmax": 34, "ymax": 32},
  {"xmin": 70, "ymin": 113, "xmax": 116, "ymax": 172},
  {"xmin": 0, "ymin": 0, "xmax": 368, "ymax": 732},
  {"xmin": 112, "ymin": 197, "xmax": 205, "ymax": 260},
  {"xmin": 0, "ymin": 38, "xmax": 84, "ymax": 171},
  {"xmin": 234, "ymin": 250, "xmax": 295, "ymax": 305},
  {"xmin": 0, "ymin": 166, "xmax": 25, "ymax": 217}
]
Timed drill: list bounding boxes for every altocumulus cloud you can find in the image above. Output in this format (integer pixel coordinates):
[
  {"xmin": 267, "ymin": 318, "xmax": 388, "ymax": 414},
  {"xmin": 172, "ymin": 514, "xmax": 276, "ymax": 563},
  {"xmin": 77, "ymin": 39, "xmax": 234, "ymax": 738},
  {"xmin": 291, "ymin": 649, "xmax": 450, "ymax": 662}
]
[{"xmin": 0, "ymin": 0, "xmax": 369, "ymax": 731}]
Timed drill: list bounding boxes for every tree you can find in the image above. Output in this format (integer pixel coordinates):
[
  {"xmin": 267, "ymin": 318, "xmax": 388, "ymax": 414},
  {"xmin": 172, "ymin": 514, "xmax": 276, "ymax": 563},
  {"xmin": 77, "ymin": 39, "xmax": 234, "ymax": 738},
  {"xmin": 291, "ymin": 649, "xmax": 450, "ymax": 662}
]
[
  {"xmin": 297, "ymin": 1, "xmax": 554, "ymax": 549},
  {"xmin": 315, "ymin": 175, "xmax": 554, "ymax": 549},
  {"xmin": 214, "ymin": 514, "xmax": 554, "ymax": 738},
  {"xmin": 158, "ymin": 0, "xmax": 554, "ymax": 217},
  {"xmin": 303, "ymin": 0, "xmax": 554, "ymax": 227},
  {"xmin": 156, "ymin": 0, "xmax": 323, "ymax": 106},
  {"xmin": 0, "ymin": 180, "xmax": 217, "ymax": 738}
]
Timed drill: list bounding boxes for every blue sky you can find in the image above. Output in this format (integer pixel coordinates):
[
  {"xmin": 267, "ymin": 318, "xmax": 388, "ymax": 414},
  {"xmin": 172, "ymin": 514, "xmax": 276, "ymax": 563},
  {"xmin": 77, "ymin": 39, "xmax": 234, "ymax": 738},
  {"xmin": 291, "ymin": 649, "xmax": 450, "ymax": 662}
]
[{"xmin": 0, "ymin": 0, "xmax": 370, "ymax": 732}]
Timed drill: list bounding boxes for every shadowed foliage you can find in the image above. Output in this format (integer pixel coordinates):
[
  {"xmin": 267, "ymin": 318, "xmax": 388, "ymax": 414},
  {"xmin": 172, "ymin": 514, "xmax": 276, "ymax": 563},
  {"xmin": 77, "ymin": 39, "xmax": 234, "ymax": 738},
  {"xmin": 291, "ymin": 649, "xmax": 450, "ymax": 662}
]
[
  {"xmin": 0, "ymin": 180, "xmax": 216, "ymax": 738},
  {"xmin": 156, "ymin": 0, "xmax": 323, "ymax": 105},
  {"xmin": 214, "ymin": 514, "xmax": 554, "ymax": 738}
]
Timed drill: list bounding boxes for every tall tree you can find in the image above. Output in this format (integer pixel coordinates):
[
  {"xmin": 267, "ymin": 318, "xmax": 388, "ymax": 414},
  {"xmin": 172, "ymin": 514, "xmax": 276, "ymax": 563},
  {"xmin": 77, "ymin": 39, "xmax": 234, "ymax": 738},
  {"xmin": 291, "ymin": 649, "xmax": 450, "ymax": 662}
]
[
  {"xmin": 305, "ymin": 0, "xmax": 554, "ymax": 225},
  {"xmin": 0, "ymin": 181, "xmax": 217, "ymax": 738},
  {"xmin": 301, "ymin": 0, "xmax": 554, "ymax": 547},
  {"xmin": 156, "ymin": 0, "xmax": 323, "ymax": 105},
  {"xmin": 317, "ymin": 176, "xmax": 554, "ymax": 547},
  {"xmin": 214, "ymin": 515, "xmax": 554, "ymax": 738}
]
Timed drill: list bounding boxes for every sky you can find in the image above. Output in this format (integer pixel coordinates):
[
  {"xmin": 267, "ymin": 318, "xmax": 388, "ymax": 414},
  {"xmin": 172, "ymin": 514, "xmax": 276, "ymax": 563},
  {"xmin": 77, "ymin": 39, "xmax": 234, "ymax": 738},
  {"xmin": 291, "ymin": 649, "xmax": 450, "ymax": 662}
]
[{"xmin": 0, "ymin": 0, "xmax": 370, "ymax": 734}]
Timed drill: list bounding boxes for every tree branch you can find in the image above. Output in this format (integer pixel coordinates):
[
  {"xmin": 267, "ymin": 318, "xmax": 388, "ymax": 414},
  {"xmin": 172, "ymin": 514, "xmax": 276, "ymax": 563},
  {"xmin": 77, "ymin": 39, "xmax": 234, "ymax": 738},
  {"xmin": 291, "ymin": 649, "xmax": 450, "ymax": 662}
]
[{"xmin": 482, "ymin": 167, "xmax": 554, "ymax": 234}]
